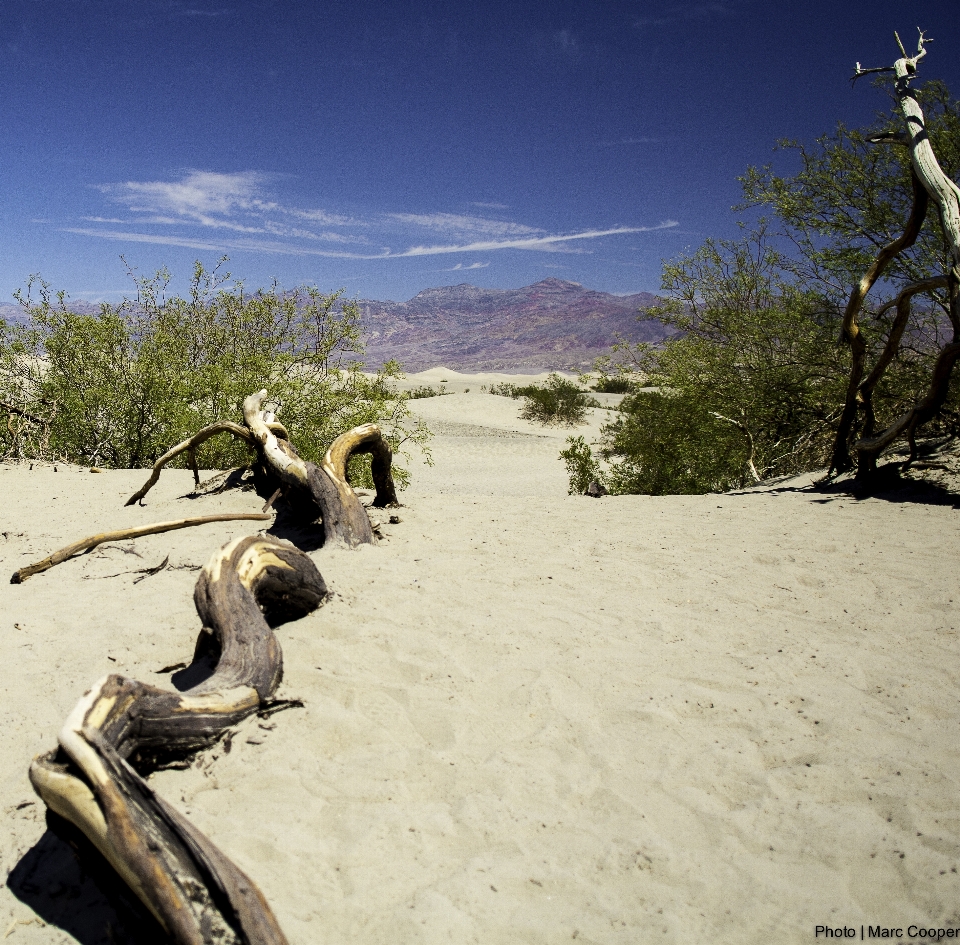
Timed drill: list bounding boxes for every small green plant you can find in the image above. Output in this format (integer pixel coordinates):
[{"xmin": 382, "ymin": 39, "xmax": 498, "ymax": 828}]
[
  {"xmin": 405, "ymin": 385, "xmax": 453, "ymax": 399},
  {"xmin": 591, "ymin": 375, "xmax": 636, "ymax": 394},
  {"xmin": 559, "ymin": 435, "xmax": 604, "ymax": 494},
  {"xmin": 487, "ymin": 375, "xmax": 597, "ymax": 425},
  {"xmin": 515, "ymin": 374, "xmax": 599, "ymax": 426}
]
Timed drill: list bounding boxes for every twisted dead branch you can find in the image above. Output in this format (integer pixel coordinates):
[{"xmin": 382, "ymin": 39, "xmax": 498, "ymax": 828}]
[
  {"xmin": 127, "ymin": 390, "xmax": 398, "ymax": 547},
  {"xmin": 29, "ymin": 535, "xmax": 328, "ymax": 943},
  {"xmin": 10, "ymin": 512, "xmax": 272, "ymax": 583}
]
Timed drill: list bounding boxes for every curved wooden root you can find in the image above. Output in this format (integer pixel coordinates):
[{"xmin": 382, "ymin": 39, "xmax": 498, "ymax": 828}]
[
  {"xmin": 29, "ymin": 535, "xmax": 327, "ymax": 944},
  {"xmin": 10, "ymin": 512, "xmax": 272, "ymax": 584},
  {"xmin": 122, "ymin": 391, "xmax": 398, "ymax": 548},
  {"xmin": 126, "ymin": 420, "xmax": 288, "ymax": 507},
  {"xmin": 243, "ymin": 390, "xmax": 398, "ymax": 548}
]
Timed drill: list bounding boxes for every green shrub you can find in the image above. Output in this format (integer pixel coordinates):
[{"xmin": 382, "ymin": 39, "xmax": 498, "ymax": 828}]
[
  {"xmin": 591, "ymin": 375, "xmax": 636, "ymax": 394},
  {"xmin": 405, "ymin": 385, "xmax": 452, "ymax": 399},
  {"xmin": 559, "ymin": 435, "xmax": 603, "ymax": 494},
  {"xmin": 0, "ymin": 259, "xmax": 431, "ymax": 486},
  {"xmin": 515, "ymin": 374, "xmax": 599, "ymax": 426},
  {"xmin": 490, "ymin": 375, "xmax": 598, "ymax": 425}
]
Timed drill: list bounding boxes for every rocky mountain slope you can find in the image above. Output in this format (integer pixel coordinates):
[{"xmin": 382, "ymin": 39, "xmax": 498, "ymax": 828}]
[{"xmin": 357, "ymin": 278, "xmax": 665, "ymax": 372}]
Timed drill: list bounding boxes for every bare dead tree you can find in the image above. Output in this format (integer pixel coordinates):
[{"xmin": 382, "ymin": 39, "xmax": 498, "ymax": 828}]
[
  {"xmin": 830, "ymin": 30, "xmax": 960, "ymax": 479},
  {"xmin": 17, "ymin": 388, "xmax": 403, "ymax": 940}
]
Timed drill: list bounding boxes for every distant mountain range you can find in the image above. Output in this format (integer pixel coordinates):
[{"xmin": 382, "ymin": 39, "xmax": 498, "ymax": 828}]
[
  {"xmin": 1, "ymin": 278, "xmax": 667, "ymax": 373},
  {"xmin": 357, "ymin": 278, "xmax": 665, "ymax": 372}
]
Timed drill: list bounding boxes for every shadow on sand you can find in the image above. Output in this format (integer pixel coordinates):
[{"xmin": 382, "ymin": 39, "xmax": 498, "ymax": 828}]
[{"xmin": 7, "ymin": 811, "xmax": 167, "ymax": 945}]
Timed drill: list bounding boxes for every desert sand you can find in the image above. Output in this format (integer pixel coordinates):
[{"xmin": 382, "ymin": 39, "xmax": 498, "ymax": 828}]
[{"xmin": 1, "ymin": 370, "xmax": 959, "ymax": 944}]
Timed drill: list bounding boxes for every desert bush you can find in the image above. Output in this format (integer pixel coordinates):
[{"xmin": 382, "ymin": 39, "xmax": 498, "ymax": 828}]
[
  {"xmin": 405, "ymin": 385, "xmax": 453, "ymax": 399},
  {"xmin": 517, "ymin": 374, "xmax": 598, "ymax": 425},
  {"xmin": 0, "ymin": 259, "xmax": 431, "ymax": 486},
  {"xmin": 487, "ymin": 374, "xmax": 597, "ymax": 426},
  {"xmin": 577, "ymin": 78, "xmax": 960, "ymax": 495},
  {"xmin": 590, "ymin": 375, "xmax": 636, "ymax": 394}
]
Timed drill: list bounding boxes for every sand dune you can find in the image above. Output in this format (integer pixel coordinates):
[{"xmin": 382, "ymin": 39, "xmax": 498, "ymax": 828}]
[{"xmin": 1, "ymin": 381, "xmax": 958, "ymax": 944}]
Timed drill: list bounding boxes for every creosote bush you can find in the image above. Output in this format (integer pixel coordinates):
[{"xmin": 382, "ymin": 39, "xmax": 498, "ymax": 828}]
[
  {"xmin": 489, "ymin": 373, "xmax": 598, "ymax": 426},
  {"xmin": 404, "ymin": 385, "xmax": 453, "ymax": 400},
  {"xmin": 0, "ymin": 258, "xmax": 431, "ymax": 487},
  {"xmin": 590, "ymin": 375, "xmax": 637, "ymax": 394}
]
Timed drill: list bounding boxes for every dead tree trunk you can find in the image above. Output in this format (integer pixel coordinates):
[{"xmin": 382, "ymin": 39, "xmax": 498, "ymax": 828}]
[
  {"xmin": 127, "ymin": 390, "xmax": 398, "ymax": 546},
  {"xmin": 830, "ymin": 30, "xmax": 960, "ymax": 479},
  {"xmin": 29, "ymin": 535, "xmax": 328, "ymax": 944}
]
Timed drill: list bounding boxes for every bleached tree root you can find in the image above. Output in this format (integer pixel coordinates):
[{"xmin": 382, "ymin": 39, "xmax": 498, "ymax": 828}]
[
  {"xmin": 126, "ymin": 420, "xmax": 288, "ymax": 507},
  {"xmin": 29, "ymin": 535, "xmax": 328, "ymax": 944},
  {"xmin": 10, "ymin": 512, "xmax": 272, "ymax": 584},
  {"xmin": 124, "ymin": 391, "xmax": 398, "ymax": 548},
  {"xmin": 242, "ymin": 390, "xmax": 398, "ymax": 548}
]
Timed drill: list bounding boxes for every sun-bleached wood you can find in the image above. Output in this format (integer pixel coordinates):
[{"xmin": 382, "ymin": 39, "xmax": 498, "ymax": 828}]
[
  {"xmin": 124, "ymin": 390, "xmax": 397, "ymax": 546},
  {"xmin": 29, "ymin": 535, "xmax": 328, "ymax": 944},
  {"xmin": 126, "ymin": 418, "xmax": 288, "ymax": 506},
  {"xmin": 831, "ymin": 31, "xmax": 960, "ymax": 479},
  {"xmin": 10, "ymin": 512, "xmax": 271, "ymax": 583},
  {"xmin": 242, "ymin": 390, "xmax": 398, "ymax": 547}
]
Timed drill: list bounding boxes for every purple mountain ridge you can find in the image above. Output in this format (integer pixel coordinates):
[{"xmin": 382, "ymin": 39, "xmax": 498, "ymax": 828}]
[
  {"xmin": 356, "ymin": 278, "xmax": 665, "ymax": 372},
  {"xmin": 1, "ymin": 278, "xmax": 667, "ymax": 374}
]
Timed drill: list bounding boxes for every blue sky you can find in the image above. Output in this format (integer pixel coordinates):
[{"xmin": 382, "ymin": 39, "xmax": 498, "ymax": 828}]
[{"xmin": 1, "ymin": 0, "xmax": 958, "ymax": 304}]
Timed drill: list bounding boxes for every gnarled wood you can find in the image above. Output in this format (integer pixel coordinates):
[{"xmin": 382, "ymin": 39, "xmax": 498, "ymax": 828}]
[
  {"xmin": 126, "ymin": 419, "xmax": 289, "ymax": 507},
  {"xmin": 857, "ymin": 275, "xmax": 949, "ymax": 439},
  {"xmin": 243, "ymin": 390, "xmax": 398, "ymax": 547},
  {"xmin": 828, "ymin": 170, "xmax": 928, "ymax": 473},
  {"xmin": 10, "ymin": 512, "xmax": 271, "ymax": 584},
  {"xmin": 124, "ymin": 390, "xmax": 398, "ymax": 547},
  {"xmin": 29, "ymin": 535, "xmax": 328, "ymax": 944}
]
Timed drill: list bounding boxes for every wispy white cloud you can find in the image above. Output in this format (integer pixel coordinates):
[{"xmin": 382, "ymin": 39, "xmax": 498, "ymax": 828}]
[
  {"xmin": 61, "ymin": 228, "xmax": 384, "ymax": 259},
  {"xmin": 392, "ymin": 224, "xmax": 678, "ymax": 257},
  {"xmin": 73, "ymin": 170, "xmax": 677, "ymax": 263},
  {"xmin": 437, "ymin": 262, "xmax": 490, "ymax": 272},
  {"xmin": 100, "ymin": 170, "xmax": 270, "ymax": 223},
  {"xmin": 387, "ymin": 212, "xmax": 540, "ymax": 239}
]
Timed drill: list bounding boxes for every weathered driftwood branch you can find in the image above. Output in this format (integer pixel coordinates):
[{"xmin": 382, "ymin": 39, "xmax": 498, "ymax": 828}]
[
  {"xmin": 242, "ymin": 390, "xmax": 398, "ymax": 547},
  {"xmin": 828, "ymin": 169, "xmax": 928, "ymax": 473},
  {"xmin": 29, "ymin": 535, "xmax": 327, "ymax": 944},
  {"xmin": 857, "ymin": 275, "xmax": 949, "ymax": 439},
  {"xmin": 126, "ymin": 419, "xmax": 288, "ymax": 507},
  {"xmin": 125, "ymin": 391, "xmax": 398, "ymax": 547},
  {"xmin": 855, "ymin": 340, "xmax": 960, "ymax": 469},
  {"xmin": 10, "ymin": 512, "xmax": 271, "ymax": 583}
]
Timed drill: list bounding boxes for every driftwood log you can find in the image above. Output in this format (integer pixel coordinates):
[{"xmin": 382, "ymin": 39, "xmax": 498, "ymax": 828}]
[
  {"xmin": 127, "ymin": 390, "xmax": 398, "ymax": 547},
  {"xmin": 29, "ymin": 535, "xmax": 328, "ymax": 944},
  {"xmin": 21, "ymin": 393, "xmax": 402, "ymax": 940}
]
